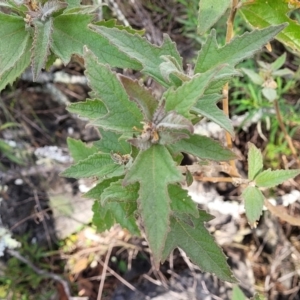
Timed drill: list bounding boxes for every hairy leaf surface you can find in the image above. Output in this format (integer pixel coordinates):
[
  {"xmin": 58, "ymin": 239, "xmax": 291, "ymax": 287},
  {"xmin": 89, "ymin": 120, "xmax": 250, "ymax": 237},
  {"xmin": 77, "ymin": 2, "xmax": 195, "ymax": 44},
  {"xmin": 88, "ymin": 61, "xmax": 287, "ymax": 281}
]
[
  {"xmin": 242, "ymin": 186, "xmax": 265, "ymax": 227},
  {"xmin": 247, "ymin": 142, "xmax": 263, "ymax": 180},
  {"xmin": 0, "ymin": 13, "xmax": 30, "ymax": 77},
  {"xmin": 164, "ymin": 68, "xmax": 223, "ymax": 118},
  {"xmin": 90, "ymin": 25, "xmax": 182, "ymax": 86},
  {"xmin": 84, "ymin": 49, "xmax": 144, "ymax": 133},
  {"xmin": 168, "ymin": 185, "xmax": 198, "ymax": 218},
  {"xmin": 31, "ymin": 19, "xmax": 54, "ymax": 81},
  {"xmin": 123, "ymin": 145, "xmax": 183, "ymax": 265},
  {"xmin": 61, "ymin": 153, "xmax": 124, "ymax": 179},
  {"xmin": 67, "ymin": 99, "xmax": 107, "ymax": 120},
  {"xmin": 197, "ymin": 0, "xmax": 231, "ymax": 35},
  {"xmin": 100, "ymin": 180, "xmax": 139, "ymax": 206},
  {"xmin": 168, "ymin": 134, "xmax": 236, "ymax": 161},
  {"xmin": 195, "ymin": 25, "xmax": 285, "ymax": 74},
  {"xmin": 52, "ymin": 14, "xmax": 141, "ymax": 68},
  {"xmin": 67, "ymin": 137, "xmax": 98, "ymax": 163},
  {"xmin": 192, "ymin": 94, "xmax": 234, "ymax": 135},
  {"xmin": 0, "ymin": 41, "xmax": 31, "ymax": 92},
  {"xmin": 94, "ymin": 129, "xmax": 131, "ymax": 155},
  {"xmin": 255, "ymin": 169, "xmax": 300, "ymax": 188},
  {"xmin": 162, "ymin": 214, "xmax": 236, "ymax": 282},
  {"xmin": 119, "ymin": 75, "xmax": 158, "ymax": 121}
]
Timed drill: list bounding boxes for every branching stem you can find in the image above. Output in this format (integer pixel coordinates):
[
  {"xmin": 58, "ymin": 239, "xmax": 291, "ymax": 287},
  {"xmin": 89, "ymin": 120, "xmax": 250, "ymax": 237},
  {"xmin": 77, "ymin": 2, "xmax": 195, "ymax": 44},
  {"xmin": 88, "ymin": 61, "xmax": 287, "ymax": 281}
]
[{"xmin": 223, "ymin": 0, "xmax": 240, "ymax": 177}]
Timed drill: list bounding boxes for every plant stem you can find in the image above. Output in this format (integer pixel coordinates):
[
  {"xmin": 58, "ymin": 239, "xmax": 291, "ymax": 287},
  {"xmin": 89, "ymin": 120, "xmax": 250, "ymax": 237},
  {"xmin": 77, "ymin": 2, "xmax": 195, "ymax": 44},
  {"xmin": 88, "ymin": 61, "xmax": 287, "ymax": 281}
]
[
  {"xmin": 223, "ymin": 0, "xmax": 240, "ymax": 177},
  {"xmin": 274, "ymin": 99, "xmax": 300, "ymax": 167}
]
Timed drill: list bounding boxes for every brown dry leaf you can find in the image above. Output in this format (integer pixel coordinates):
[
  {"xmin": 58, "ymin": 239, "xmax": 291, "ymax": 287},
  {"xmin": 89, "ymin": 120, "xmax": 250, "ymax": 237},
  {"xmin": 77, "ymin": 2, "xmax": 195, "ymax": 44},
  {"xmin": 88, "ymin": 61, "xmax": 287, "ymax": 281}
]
[
  {"xmin": 72, "ymin": 257, "xmax": 89, "ymax": 274},
  {"xmin": 264, "ymin": 199, "xmax": 300, "ymax": 226}
]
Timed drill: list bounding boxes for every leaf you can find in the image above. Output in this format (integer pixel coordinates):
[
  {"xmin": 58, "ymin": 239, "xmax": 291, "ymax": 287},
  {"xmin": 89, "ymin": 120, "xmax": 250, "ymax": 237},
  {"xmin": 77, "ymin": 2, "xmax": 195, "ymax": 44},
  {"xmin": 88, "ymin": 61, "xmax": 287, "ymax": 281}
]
[
  {"xmin": 31, "ymin": 19, "xmax": 53, "ymax": 81},
  {"xmin": 241, "ymin": 68, "xmax": 264, "ymax": 85},
  {"xmin": 61, "ymin": 153, "xmax": 124, "ymax": 179},
  {"xmin": 0, "ymin": 13, "xmax": 30, "ymax": 77},
  {"xmin": 67, "ymin": 137, "xmax": 98, "ymax": 163},
  {"xmin": 192, "ymin": 93, "xmax": 234, "ymax": 135},
  {"xmin": 255, "ymin": 169, "xmax": 300, "ymax": 188},
  {"xmin": 94, "ymin": 129, "xmax": 131, "ymax": 155},
  {"xmin": 67, "ymin": 99, "xmax": 107, "ymax": 120},
  {"xmin": 123, "ymin": 145, "xmax": 183, "ymax": 266},
  {"xmin": 194, "ymin": 25, "xmax": 286, "ymax": 74},
  {"xmin": 197, "ymin": 0, "xmax": 231, "ymax": 35},
  {"xmin": 119, "ymin": 75, "xmax": 158, "ymax": 121},
  {"xmin": 232, "ymin": 285, "xmax": 246, "ymax": 300},
  {"xmin": 92, "ymin": 200, "xmax": 114, "ymax": 232},
  {"xmin": 91, "ymin": 178, "xmax": 140, "ymax": 235},
  {"xmin": 162, "ymin": 214, "xmax": 236, "ymax": 283},
  {"xmin": 100, "ymin": 180, "xmax": 139, "ymax": 205},
  {"xmin": 168, "ymin": 185, "xmax": 198, "ymax": 218},
  {"xmin": 239, "ymin": 0, "xmax": 300, "ymax": 53},
  {"xmin": 90, "ymin": 25, "xmax": 182, "ymax": 86},
  {"xmin": 157, "ymin": 111, "xmax": 194, "ymax": 133},
  {"xmin": 247, "ymin": 142, "xmax": 263, "ymax": 180},
  {"xmin": 159, "ymin": 55, "xmax": 188, "ymax": 84},
  {"xmin": 84, "ymin": 177, "xmax": 120, "ymax": 200},
  {"xmin": 0, "ymin": 41, "xmax": 31, "ymax": 92},
  {"xmin": 168, "ymin": 134, "xmax": 236, "ymax": 161},
  {"xmin": 51, "ymin": 14, "xmax": 141, "ymax": 68},
  {"xmin": 164, "ymin": 67, "xmax": 224, "ymax": 118},
  {"xmin": 95, "ymin": 19, "xmax": 145, "ymax": 36},
  {"xmin": 242, "ymin": 186, "xmax": 265, "ymax": 227},
  {"xmin": 84, "ymin": 48, "xmax": 144, "ymax": 133},
  {"xmin": 105, "ymin": 201, "xmax": 139, "ymax": 235}
]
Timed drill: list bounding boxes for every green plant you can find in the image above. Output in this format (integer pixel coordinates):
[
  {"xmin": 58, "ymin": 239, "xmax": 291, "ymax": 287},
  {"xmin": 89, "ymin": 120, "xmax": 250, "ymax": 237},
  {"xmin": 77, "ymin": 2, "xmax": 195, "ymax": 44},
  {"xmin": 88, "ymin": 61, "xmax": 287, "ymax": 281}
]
[
  {"xmin": 231, "ymin": 52, "xmax": 300, "ymax": 167},
  {"xmin": 1, "ymin": 0, "xmax": 300, "ymax": 285},
  {"xmin": 0, "ymin": 122, "xmax": 24, "ymax": 169}
]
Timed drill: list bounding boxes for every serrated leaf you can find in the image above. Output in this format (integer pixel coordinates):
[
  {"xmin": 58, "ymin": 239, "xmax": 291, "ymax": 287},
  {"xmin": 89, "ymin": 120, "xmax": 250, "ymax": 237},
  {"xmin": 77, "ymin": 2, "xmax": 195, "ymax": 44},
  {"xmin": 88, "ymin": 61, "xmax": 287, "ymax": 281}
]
[
  {"xmin": 93, "ymin": 129, "xmax": 131, "ymax": 155},
  {"xmin": 192, "ymin": 93, "xmax": 234, "ymax": 135},
  {"xmin": 61, "ymin": 153, "xmax": 124, "ymax": 179},
  {"xmin": 0, "ymin": 41, "xmax": 31, "ymax": 92},
  {"xmin": 247, "ymin": 142, "xmax": 263, "ymax": 180},
  {"xmin": 84, "ymin": 49, "xmax": 144, "ymax": 133},
  {"xmin": 95, "ymin": 19, "xmax": 145, "ymax": 36},
  {"xmin": 84, "ymin": 177, "xmax": 120, "ymax": 200},
  {"xmin": 67, "ymin": 99, "xmax": 107, "ymax": 120},
  {"xmin": 105, "ymin": 201, "xmax": 139, "ymax": 235},
  {"xmin": 239, "ymin": 0, "xmax": 300, "ymax": 53},
  {"xmin": 119, "ymin": 75, "xmax": 158, "ymax": 121},
  {"xmin": 164, "ymin": 67, "xmax": 224, "ymax": 118},
  {"xmin": 0, "ymin": 13, "xmax": 30, "ymax": 77},
  {"xmin": 197, "ymin": 0, "xmax": 231, "ymax": 35},
  {"xmin": 92, "ymin": 200, "xmax": 115, "ymax": 232},
  {"xmin": 100, "ymin": 180, "xmax": 139, "ymax": 205},
  {"xmin": 67, "ymin": 137, "xmax": 98, "ymax": 163},
  {"xmin": 90, "ymin": 25, "xmax": 182, "ymax": 86},
  {"xmin": 194, "ymin": 25, "xmax": 286, "ymax": 74},
  {"xmin": 255, "ymin": 169, "xmax": 300, "ymax": 188},
  {"xmin": 168, "ymin": 134, "xmax": 236, "ymax": 161},
  {"xmin": 168, "ymin": 185, "xmax": 198, "ymax": 218},
  {"xmin": 162, "ymin": 215, "xmax": 236, "ymax": 282},
  {"xmin": 123, "ymin": 145, "xmax": 183, "ymax": 266},
  {"xmin": 157, "ymin": 111, "xmax": 194, "ymax": 133},
  {"xmin": 242, "ymin": 186, "xmax": 264, "ymax": 227},
  {"xmin": 52, "ymin": 14, "xmax": 141, "ymax": 69},
  {"xmin": 159, "ymin": 55, "xmax": 188, "ymax": 84},
  {"xmin": 31, "ymin": 19, "xmax": 53, "ymax": 81}
]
